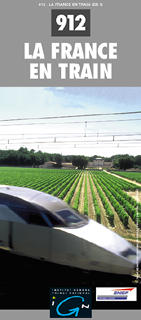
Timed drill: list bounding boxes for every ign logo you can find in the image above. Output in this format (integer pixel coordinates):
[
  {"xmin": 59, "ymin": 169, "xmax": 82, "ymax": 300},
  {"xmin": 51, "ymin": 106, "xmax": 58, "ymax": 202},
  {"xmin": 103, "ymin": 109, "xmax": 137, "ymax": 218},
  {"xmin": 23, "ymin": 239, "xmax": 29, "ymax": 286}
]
[{"xmin": 50, "ymin": 288, "xmax": 92, "ymax": 318}]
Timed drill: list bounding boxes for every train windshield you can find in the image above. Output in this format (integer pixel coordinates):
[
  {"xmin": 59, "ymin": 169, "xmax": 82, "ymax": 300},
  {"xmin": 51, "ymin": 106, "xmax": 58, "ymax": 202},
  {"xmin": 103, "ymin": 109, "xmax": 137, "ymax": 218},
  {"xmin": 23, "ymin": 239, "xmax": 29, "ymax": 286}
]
[{"xmin": 55, "ymin": 209, "xmax": 88, "ymax": 228}]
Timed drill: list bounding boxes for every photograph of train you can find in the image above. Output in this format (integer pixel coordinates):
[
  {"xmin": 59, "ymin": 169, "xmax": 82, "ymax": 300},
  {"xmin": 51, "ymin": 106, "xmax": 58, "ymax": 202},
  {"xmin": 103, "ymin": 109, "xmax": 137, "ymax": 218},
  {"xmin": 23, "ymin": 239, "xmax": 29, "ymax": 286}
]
[
  {"xmin": 0, "ymin": 87, "xmax": 141, "ymax": 309},
  {"xmin": 0, "ymin": 185, "xmax": 139, "ymax": 275}
]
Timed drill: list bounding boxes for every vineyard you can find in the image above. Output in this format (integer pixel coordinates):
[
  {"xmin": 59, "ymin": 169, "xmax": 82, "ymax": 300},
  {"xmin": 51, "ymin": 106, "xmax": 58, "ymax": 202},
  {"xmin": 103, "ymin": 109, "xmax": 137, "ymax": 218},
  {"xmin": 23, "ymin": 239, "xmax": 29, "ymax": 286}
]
[
  {"xmin": 0, "ymin": 167, "xmax": 141, "ymax": 240},
  {"xmin": 112, "ymin": 171, "xmax": 141, "ymax": 184}
]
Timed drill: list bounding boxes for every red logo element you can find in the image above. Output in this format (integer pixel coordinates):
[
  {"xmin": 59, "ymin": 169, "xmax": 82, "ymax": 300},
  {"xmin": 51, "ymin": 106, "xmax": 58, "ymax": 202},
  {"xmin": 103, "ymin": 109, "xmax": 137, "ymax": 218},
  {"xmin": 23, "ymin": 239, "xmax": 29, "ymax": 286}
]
[{"xmin": 112, "ymin": 288, "xmax": 134, "ymax": 291}]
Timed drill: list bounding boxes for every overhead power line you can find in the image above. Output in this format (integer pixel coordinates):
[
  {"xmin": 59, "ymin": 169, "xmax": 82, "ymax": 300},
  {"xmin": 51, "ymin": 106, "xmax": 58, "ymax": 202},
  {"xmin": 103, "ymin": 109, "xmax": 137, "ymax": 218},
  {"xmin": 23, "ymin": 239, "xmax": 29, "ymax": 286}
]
[
  {"xmin": 1, "ymin": 133, "xmax": 141, "ymax": 142},
  {"xmin": 0, "ymin": 132, "xmax": 141, "ymax": 138},
  {"xmin": 0, "ymin": 142, "xmax": 141, "ymax": 150},
  {"xmin": 1, "ymin": 139, "xmax": 141, "ymax": 144},
  {"xmin": 1, "ymin": 118, "xmax": 141, "ymax": 127},
  {"xmin": 0, "ymin": 111, "xmax": 141, "ymax": 122}
]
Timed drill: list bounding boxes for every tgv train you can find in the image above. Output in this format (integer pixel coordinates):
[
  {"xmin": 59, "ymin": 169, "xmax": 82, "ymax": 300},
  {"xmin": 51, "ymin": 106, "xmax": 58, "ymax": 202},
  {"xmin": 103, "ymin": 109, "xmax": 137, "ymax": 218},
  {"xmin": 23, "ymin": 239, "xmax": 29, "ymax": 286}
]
[{"xmin": 0, "ymin": 185, "xmax": 140, "ymax": 275}]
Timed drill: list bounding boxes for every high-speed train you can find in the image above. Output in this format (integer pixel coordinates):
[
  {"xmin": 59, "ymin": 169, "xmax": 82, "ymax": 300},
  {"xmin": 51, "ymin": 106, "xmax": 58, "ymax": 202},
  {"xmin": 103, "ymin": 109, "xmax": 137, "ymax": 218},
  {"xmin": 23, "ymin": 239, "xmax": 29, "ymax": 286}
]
[{"xmin": 0, "ymin": 185, "xmax": 140, "ymax": 275}]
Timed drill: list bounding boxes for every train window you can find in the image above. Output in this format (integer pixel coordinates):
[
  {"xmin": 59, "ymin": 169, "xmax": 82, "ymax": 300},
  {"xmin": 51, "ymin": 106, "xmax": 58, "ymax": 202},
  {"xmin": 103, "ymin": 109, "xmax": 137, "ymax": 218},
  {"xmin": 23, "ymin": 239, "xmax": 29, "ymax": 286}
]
[
  {"xmin": 28, "ymin": 212, "xmax": 47, "ymax": 226},
  {"xmin": 56, "ymin": 209, "xmax": 82, "ymax": 222},
  {"xmin": 43, "ymin": 209, "xmax": 65, "ymax": 227},
  {"xmin": 55, "ymin": 209, "xmax": 87, "ymax": 227},
  {"xmin": 0, "ymin": 193, "xmax": 47, "ymax": 226}
]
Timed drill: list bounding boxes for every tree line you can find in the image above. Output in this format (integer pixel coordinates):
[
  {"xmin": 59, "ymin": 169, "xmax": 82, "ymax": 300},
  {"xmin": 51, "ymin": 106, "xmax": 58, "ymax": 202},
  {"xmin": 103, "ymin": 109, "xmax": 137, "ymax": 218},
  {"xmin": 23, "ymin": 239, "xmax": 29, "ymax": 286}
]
[
  {"xmin": 111, "ymin": 154, "xmax": 141, "ymax": 170},
  {"xmin": 0, "ymin": 148, "xmax": 88, "ymax": 169},
  {"xmin": 0, "ymin": 148, "xmax": 141, "ymax": 170}
]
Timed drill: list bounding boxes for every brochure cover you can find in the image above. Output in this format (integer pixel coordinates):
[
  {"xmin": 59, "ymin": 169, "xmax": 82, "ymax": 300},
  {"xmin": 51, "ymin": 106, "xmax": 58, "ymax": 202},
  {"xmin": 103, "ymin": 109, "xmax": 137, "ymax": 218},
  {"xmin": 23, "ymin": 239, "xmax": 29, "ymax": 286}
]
[{"xmin": 0, "ymin": 0, "xmax": 141, "ymax": 319}]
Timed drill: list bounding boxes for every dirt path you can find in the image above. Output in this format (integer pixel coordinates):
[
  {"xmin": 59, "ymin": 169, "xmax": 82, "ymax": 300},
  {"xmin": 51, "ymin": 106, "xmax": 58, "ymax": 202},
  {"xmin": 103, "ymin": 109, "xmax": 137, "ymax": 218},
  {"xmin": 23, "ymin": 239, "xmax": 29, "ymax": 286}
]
[
  {"xmin": 70, "ymin": 173, "xmax": 83, "ymax": 207},
  {"xmin": 127, "ymin": 191, "xmax": 141, "ymax": 203},
  {"xmin": 86, "ymin": 173, "xmax": 95, "ymax": 220},
  {"xmin": 89, "ymin": 175, "xmax": 109, "ymax": 228},
  {"xmin": 104, "ymin": 170, "xmax": 141, "ymax": 187},
  {"xmin": 78, "ymin": 173, "xmax": 85, "ymax": 214}
]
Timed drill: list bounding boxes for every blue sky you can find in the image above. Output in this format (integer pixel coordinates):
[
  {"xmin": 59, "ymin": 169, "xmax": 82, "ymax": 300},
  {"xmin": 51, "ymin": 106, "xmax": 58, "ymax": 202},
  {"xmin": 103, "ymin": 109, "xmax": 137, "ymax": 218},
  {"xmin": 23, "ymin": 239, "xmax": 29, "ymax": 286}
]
[
  {"xmin": 1, "ymin": 87, "xmax": 141, "ymax": 117},
  {"xmin": 0, "ymin": 87, "xmax": 141, "ymax": 156}
]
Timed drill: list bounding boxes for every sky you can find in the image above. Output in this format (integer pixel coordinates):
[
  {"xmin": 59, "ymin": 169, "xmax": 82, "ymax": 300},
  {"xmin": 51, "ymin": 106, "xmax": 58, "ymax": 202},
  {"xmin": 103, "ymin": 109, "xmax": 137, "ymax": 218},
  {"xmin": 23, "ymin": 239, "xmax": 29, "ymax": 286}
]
[{"xmin": 0, "ymin": 87, "xmax": 141, "ymax": 157}]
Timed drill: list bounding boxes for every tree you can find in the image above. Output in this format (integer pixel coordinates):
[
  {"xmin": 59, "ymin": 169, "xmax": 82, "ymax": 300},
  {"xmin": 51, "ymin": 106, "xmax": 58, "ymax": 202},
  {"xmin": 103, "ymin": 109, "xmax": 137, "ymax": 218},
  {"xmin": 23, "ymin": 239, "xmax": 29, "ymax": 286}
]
[
  {"xmin": 34, "ymin": 151, "xmax": 45, "ymax": 166},
  {"xmin": 72, "ymin": 155, "xmax": 88, "ymax": 169},
  {"xmin": 135, "ymin": 155, "xmax": 141, "ymax": 167},
  {"xmin": 54, "ymin": 154, "xmax": 62, "ymax": 167},
  {"xmin": 119, "ymin": 156, "xmax": 134, "ymax": 170}
]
